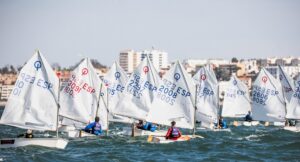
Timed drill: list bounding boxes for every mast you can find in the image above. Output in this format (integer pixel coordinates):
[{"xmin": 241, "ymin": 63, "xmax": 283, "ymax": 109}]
[
  {"xmin": 96, "ymin": 83, "xmax": 103, "ymax": 118},
  {"xmin": 193, "ymin": 84, "xmax": 198, "ymax": 136},
  {"xmin": 106, "ymin": 87, "xmax": 109, "ymax": 136},
  {"xmin": 216, "ymin": 81, "xmax": 220, "ymax": 129},
  {"xmin": 56, "ymin": 72, "xmax": 61, "ymax": 138}
]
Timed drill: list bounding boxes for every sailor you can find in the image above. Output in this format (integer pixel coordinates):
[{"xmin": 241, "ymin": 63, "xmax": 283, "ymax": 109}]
[
  {"xmin": 245, "ymin": 111, "xmax": 253, "ymax": 122},
  {"xmin": 17, "ymin": 129, "xmax": 34, "ymax": 138},
  {"xmin": 84, "ymin": 116, "xmax": 102, "ymax": 135},
  {"xmin": 136, "ymin": 120, "xmax": 157, "ymax": 132},
  {"xmin": 165, "ymin": 121, "xmax": 182, "ymax": 140},
  {"xmin": 136, "ymin": 120, "xmax": 144, "ymax": 129},
  {"xmin": 218, "ymin": 116, "xmax": 228, "ymax": 129}
]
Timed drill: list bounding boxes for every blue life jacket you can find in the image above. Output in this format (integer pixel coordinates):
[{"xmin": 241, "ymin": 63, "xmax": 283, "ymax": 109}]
[
  {"xmin": 142, "ymin": 122, "xmax": 157, "ymax": 132},
  {"xmin": 222, "ymin": 120, "xmax": 228, "ymax": 129},
  {"xmin": 149, "ymin": 124, "xmax": 156, "ymax": 132},
  {"xmin": 85, "ymin": 122, "xmax": 102, "ymax": 135},
  {"xmin": 171, "ymin": 127, "xmax": 180, "ymax": 137}
]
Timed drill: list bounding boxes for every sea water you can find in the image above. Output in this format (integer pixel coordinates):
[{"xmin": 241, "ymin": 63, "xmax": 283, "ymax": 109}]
[{"xmin": 0, "ymin": 107, "xmax": 299, "ymax": 161}]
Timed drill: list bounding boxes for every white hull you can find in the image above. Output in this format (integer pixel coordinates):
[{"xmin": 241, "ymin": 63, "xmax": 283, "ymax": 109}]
[
  {"xmin": 283, "ymin": 126, "xmax": 300, "ymax": 132},
  {"xmin": 0, "ymin": 138, "xmax": 68, "ymax": 149},
  {"xmin": 66, "ymin": 130, "xmax": 96, "ymax": 138},
  {"xmin": 122, "ymin": 127, "xmax": 167, "ymax": 136},
  {"xmin": 59, "ymin": 125, "xmax": 96, "ymax": 138},
  {"xmin": 197, "ymin": 127, "xmax": 231, "ymax": 132},
  {"xmin": 232, "ymin": 121, "xmax": 260, "ymax": 127},
  {"xmin": 273, "ymin": 122, "xmax": 285, "ymax": 126},
  {"xmin": 148, "ymin": 135, "xmax": 203, "ymax": 144},
  {"xmin": 243, "ymin": 121, "xmax": 260, "ymax": 126}
]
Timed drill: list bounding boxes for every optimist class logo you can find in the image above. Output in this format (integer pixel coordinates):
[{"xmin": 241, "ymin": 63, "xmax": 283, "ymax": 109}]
[
  {"xmin": 200, "ymin": 74, "xmax": 206, "ymax": 80},
  {"xmin": 233, "ymin": 80, "xmax": 237, "ymax": 85},
  {"xmin": 143, "ymin": 66, "xmax": 149, "ymax": 74},
  {"xmin": 82, "ymin": 68, "xmax": 89, "ymax": 76},
  {"xmin": 262, "ymin": 76, "xmax": 268, "ymax": 83},
  {"xmin": 115, "ymin": 72, "xmax": 121, "ymax": 80},
  {"xmin": 174, "ymin": 73, "xmax": 181, "ymax": 82},
  {"xmin": 34, "ymin": 61, "xmax": 42, "ymax": 71}
]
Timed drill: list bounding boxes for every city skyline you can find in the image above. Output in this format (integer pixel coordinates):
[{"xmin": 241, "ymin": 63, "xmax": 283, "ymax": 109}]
[{"xmin": 1, "ymin": 0, "xmax": 300, "ymax": 67}]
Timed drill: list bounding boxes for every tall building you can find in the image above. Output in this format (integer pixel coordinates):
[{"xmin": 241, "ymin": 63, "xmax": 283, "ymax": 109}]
[
  {"xmin": 119, "ymin": 49, "xmax": 168, "ymax": 73},
  {"xmin": 119, "ymin": 49, "xmax": 139, "ymax": 74}
]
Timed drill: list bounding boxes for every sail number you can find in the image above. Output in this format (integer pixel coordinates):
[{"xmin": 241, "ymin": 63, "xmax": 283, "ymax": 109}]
[
  {"xmin": 12, "ymin": 73, "xmax": 53, "ymax": 96},
  {"xmin": 63, "ymin": 74, "xmax": 96, "ymax": 97},
  {"xmin": 252, "ymin": 86, "xmax": 279, "ymax": 105}
]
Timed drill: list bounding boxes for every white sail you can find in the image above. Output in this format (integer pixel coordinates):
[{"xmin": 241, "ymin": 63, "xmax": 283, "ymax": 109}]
[
  {"xmin": 114, "ymin": 55, "xmax": 160, "ymax": 120},
  {"xmin": 0, "ymin": 51, "xmax": 59, "ymax": 131},
  {"xmin": 102, "ymin": 62, "xmax": 132, "ymax": 123},
  {"xmin": 252, "ymin": 68, "xmax": 286, "ymax": 122},
  {"xmin": 147, "ymin": 61, "xmax": 195, "ymax": 129},
  {"xmin": 193, "ymin": 65, "xmax": 218, "ymax": 128},
  {"xmin": 59, "ymin": 58, "xmax": 107, "ymax": 128},
  {"xmin": 286, "ymin": 76, "xmax": 300, "ymax": 119},
  {"xmin": 278, "ymin": 65, "xmax": 295, "ymax": 103},
  {"xmin": 97, "ymin": 82, "xmax": 108, "ymax": 130},
  {"xmin": 222, "ymin": 75, "xmax": 251, "ymax": 118}
]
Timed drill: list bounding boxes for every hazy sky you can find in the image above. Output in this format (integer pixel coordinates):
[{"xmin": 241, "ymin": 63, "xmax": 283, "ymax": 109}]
[{"xmin": 0, "ymin": 0, "xmax": 300, "ymax": 67}]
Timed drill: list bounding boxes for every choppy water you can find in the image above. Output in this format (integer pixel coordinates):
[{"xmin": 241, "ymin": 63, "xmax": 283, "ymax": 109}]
[{"xmin": 0, "ymin": 107, "xmax": 299, "ymax": 162}]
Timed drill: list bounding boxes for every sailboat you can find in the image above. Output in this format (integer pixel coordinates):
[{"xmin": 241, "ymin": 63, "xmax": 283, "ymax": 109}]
[
  {"xmin": 252, "ymin": 68, "xmax": 286, "ymax": 126},
  {"xmin": 193, "ymin": 65, "xmax": 227, "ymax": 131},
  {"xmin": 113, "ymin": 55, "xmax": 165, "ymax": 136},
  {"xmin": 59, "ymin": 58, "xmax": 108, "ymax": 138},
  {"xmin": 0, "ymin": 50, "xmax": 68, "ymax": 149},
  {"xmin": 222, "ymin": 74, "xmax": 259, "ymax": 126},
  {"xmin": 147, "ymin": 61, "xmax": 202, "ymax": 143},
  {"xmin": 284, "ymin": 75, "xmax": 300, "ymax": 132},
  {"xmin": 102, "ymin": 62, "xmax": 133, "ymax": 124}
]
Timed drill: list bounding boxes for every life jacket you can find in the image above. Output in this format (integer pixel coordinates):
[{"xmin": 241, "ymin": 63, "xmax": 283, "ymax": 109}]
[
  {"xmin": 149, "ymin": 124, "xmax": 157, "ymax": 132},
  {"xmin": 171, "ymin": 127, "xmax": 180, "ymax": 138},
  {"xmin": 92, "ymin": 122, "xmax": 102, "ymax": 134},
  {"xmin": 222, "ymin": 120, "xmax": 228, "ymax": 129}
]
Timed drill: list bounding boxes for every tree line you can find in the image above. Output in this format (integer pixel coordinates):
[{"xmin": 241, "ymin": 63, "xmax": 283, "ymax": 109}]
[{"xmin": 0, "ymin": 59, "xmax": 107, "ymax": 74}]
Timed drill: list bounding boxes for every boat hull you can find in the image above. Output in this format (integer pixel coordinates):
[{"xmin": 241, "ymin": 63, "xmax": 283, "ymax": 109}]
[
  {"xmin": 148, "ymin": 135, "xmax": 198, "ymax": 144},
  {"xmin": 283, "ymin": 126, "xmax": 300, "ymax": 132},
  {"xmin": 0, "ymin": 138, "xmax": 68, "ymax": 149}
]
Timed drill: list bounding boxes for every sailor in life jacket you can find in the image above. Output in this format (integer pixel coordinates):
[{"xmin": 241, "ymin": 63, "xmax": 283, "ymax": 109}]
[
  {"xmin": 217, "ymin": 116, "xmax": 228, "ymax": 129},
  {"xmin": 165, "ymin": 121, "xmax": 182, "ymax": 140},
  {"xmin": 17, "ymin": 129, "xmax": 34, "ymax": 138},
  {"xmin": 245, "ymin": 111, "xmax": 253, "ymax": 122},
  {"xmin": 136, "ymin": 120, "xmax": 157, "ymax": 132},
  {"xmin": 84, "ymin": 116, "xmax": 102, "ymax": 135}
]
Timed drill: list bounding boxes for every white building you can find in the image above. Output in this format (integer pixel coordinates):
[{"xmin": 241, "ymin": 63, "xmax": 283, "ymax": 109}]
[
  {"xmin": 207, "ymin": 59, "xmax": 230, "ymax": 67},
  {"xmin": 119, "ymin": 49, "xmax": 168, "ymax": 73},
  {"xmin": 240, "ymin": 59, "xmax": 259, "ymax": 74},
  {"xmin": 0, "ymin": 85, "xmax": 13, "ymax": 101},
  {"xmin": 182, "ymin": 59, "xmax": 208, "ymax": 73}
]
